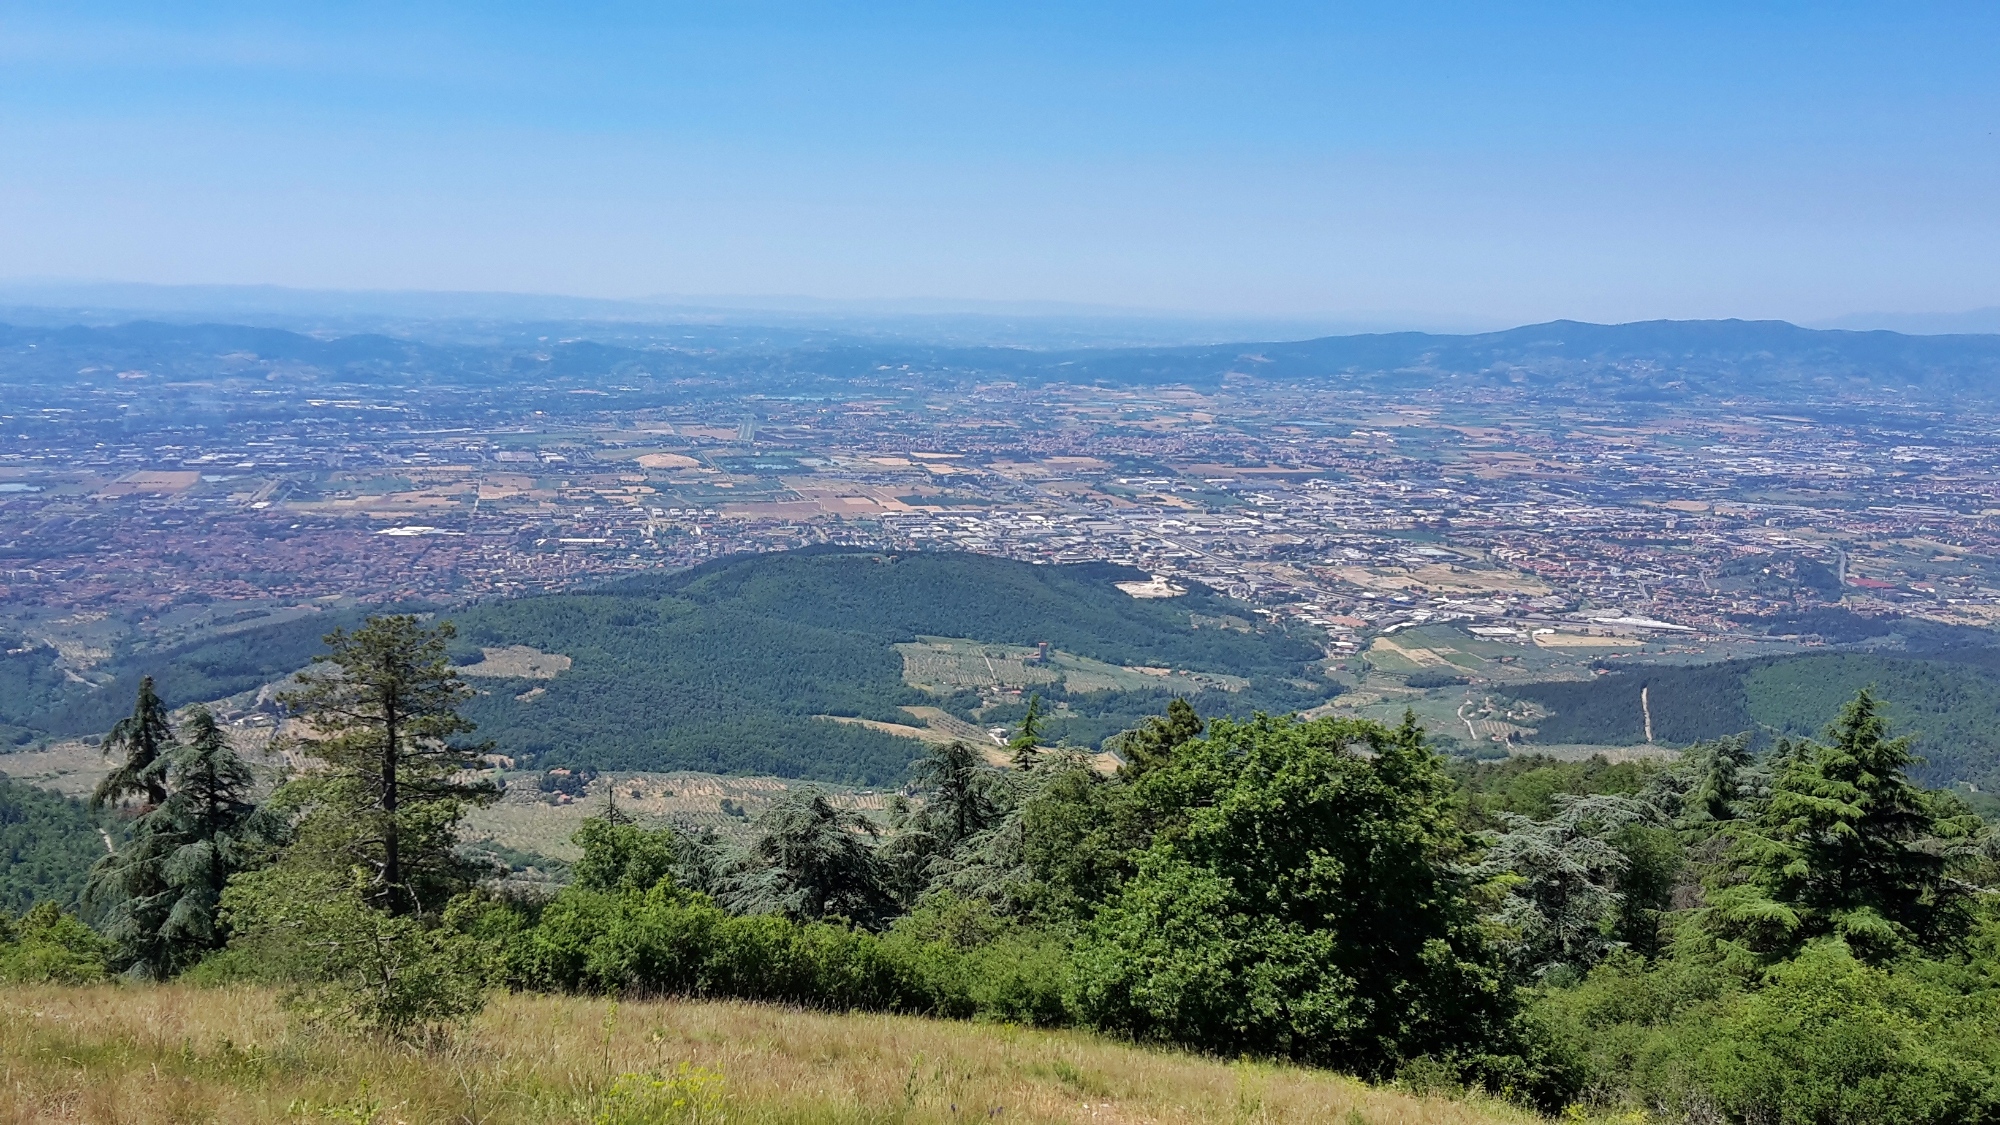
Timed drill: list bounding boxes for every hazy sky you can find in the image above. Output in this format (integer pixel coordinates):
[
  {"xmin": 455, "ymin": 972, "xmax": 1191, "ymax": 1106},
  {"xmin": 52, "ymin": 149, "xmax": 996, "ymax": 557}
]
[{"xmin": 2, "ymin": 2, "xmax": 1996, "ymax": 326}]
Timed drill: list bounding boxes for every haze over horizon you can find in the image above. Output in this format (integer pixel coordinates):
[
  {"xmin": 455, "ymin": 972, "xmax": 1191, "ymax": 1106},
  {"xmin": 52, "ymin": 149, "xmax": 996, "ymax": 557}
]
[
  {"xmin": 2, "ymin": 3, "xmax": 1996, "ymax": 330},
  {"xmin": 4, "ymin": 278, "xmax": 1999, "ymax": 344}
]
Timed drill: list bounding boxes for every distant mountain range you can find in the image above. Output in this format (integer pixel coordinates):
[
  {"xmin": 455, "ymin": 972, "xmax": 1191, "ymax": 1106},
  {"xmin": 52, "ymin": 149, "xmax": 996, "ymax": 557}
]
[
  {"xmin": 4, "ymin": 316, "xmax": 2000, "ymax": 400},
  {"xmin": 1814, "ymin": 307, "xmax": 2000, "ymax": 335},
  {"xmin": 1071, "ymin": 318, "xmax": 2000, "ymax": 398},
  {"xmin": 0, "ymin": 281, "xmax": 1387, "ymax": 348}
]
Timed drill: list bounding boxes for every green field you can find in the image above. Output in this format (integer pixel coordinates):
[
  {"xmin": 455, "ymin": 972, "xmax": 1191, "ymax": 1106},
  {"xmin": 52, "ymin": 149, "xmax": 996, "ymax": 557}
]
[{"xmin": 896, "ymin": 635, "xmax": 1250, "ymax": 696}]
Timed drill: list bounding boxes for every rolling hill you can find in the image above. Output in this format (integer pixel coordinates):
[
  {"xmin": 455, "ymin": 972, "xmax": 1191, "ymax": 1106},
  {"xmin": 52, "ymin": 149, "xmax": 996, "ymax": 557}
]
[
  {"xmin": 0, "ymin": 550, "xmax": 1333, "ymax": 786},
  {"xmin": 446, "ymin": 549, "xmax": 1331, "ymax": 783}
]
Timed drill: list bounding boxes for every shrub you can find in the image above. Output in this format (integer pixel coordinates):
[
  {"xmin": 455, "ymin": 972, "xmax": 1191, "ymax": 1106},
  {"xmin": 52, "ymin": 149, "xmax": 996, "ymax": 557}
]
[
  {"xmin": 506, "ymin": 882, "xmax": 923, "ymax": 1011},
  {"xmin": 0, "ymin": 902, "xmax": 110, "ymax": 984},
  {"xmin": 881, "ymin": 893, "xmax": 1071, "ymax": 1025},
  {"xmin": 1541, "ymin": 945, "xmax": 2000, "ymax": 1124},
  {"xmin": 1682, "ymin": 945, "xmax": 2000, "ymax": 1124},
  {"xmin": 221, "ymin": 866, "xmax": 492, "ymax": 1044}
]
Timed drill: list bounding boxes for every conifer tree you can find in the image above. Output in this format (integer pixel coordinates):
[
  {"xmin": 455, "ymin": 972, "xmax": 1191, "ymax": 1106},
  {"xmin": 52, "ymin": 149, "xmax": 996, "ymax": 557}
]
[
  {"xmin": 1685, "ymin": 732, "xmax": 1756, "ymax": 825},
  {"xmin": 1114, "ymin": 696, "xmax": 1203, "ymax": 778},
  {"xmin": 735, "ymin": 788, "xmax": 891, "ymax": 926},
  {"xmin": 92, "ymin": 675, "xmax": 173, "ymax": 810},
  {"xmin": 1010, "ymin": 694, "xmax": 1046, "ymax": 769},
  {"xmin": 147, "ymin": 707, "xmax": 263, "ymax": 958},
  {"xmin": 276, "ymin": 615, "xmax": 494, "ymax": 915},
  {"xmin": 910, "ymin": 739, "xmax": 999, "ymax": 848},
  {"xmin": 91, "ymin": 706, "xmax": 264, "ymax": 977},
  {"xmin": 1709, "ymin": 689, "xmax": 1982, "ymax": 960}
]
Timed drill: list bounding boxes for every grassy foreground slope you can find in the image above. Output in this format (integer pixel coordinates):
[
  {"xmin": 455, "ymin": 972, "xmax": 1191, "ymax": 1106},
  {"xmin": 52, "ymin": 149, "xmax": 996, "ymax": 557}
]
[
  {"xmin": 449, "ymin": 549, "xmax": 1328, "ymax": 783},
  {"xmin": 1, "ymin": 985, "xmax": 1527, "ymax": 1125}
]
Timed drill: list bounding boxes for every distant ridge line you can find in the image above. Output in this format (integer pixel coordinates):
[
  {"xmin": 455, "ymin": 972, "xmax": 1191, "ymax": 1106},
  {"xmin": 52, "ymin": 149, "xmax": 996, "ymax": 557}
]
[{"xmin": 5, "ymin": 315, "xmax": 2000, "ymax": 398}]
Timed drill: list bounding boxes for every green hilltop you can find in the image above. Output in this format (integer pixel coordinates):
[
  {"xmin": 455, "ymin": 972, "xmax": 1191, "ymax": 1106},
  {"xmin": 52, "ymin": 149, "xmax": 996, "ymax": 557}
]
[
  {"xmin": 447, "ymin": 548, "xmax": 1331, "ymax": 783},
  {"xmin": 0, "ymin": 549, "xmax": 1333, "ymax": 785}
]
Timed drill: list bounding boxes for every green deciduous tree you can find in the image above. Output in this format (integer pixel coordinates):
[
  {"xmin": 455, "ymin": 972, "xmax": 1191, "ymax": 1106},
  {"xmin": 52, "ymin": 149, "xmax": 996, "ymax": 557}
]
[
  {"xmin": 276, "ymin": 615, "xmax": 496, "ymax": 915},
  {"xmin": 1068, "ymin": 712, "xmax": 1531, "ymax": 1085},
  {"xmin": 570, "ymin": 817, "xmax": 681, "ymax": 894},
  {"xmin": 222, "ymin": 866, "xmax": 491, "ymax": 1044},
  {"xmin": 0, "ymin": 901, "xmax": 109, "ymax": 984}
]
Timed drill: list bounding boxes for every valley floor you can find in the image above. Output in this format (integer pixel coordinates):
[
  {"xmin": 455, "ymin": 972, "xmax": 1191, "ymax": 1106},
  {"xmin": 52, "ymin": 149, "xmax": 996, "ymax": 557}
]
[{"xmin": 0, "ymin": 986, "xmax": 1533, "ymax": 1125}]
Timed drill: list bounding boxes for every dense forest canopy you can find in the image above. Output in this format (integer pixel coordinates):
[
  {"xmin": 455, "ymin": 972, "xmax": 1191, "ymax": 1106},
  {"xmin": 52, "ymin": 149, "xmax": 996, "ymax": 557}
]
[
  {"xmin": 21, "ymin": 547, "xmax": 2000, "ymax": 794},
  {"xmin": 0, "ymin": 777, "xmax": 112, "ymax": 914},
  {"xmin": 0, "ymin": 551, "xmax": 1328, "ymax": 783},
  {"xmin": 1507, "ymin": 647, "xmax": 2000, "ymax": 790}
]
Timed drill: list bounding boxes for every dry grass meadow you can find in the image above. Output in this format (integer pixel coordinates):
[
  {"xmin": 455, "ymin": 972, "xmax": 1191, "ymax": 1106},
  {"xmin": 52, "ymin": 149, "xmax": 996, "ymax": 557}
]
[{"xmin": 0, "ymin": 986, "xmax": 1539, "ymax": 1125}]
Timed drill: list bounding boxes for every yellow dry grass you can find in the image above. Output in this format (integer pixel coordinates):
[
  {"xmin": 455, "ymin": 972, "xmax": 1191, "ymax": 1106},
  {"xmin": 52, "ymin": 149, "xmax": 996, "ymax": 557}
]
[
  {"xmin": 1528, "ymin": 634, "xmax": 1632, "ymax": 649},
  {"xmin": 1366, "ymin": 638, "xmax": 1460, "ymax": 670},
  {"xmin": 0, "ymin": 986, "xmax": 1536, "ymax": 1125},
  {"xmin": 818, "ymin": 714, "xmax": 961, "ymax": 746},
  {"xmin": 457, "ymin": 646, "xmax": 574, "ymax": 680}
]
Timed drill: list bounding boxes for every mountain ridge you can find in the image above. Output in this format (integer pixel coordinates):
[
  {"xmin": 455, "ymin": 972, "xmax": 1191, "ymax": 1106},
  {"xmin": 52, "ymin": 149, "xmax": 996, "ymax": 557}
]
[{"xmin": 5, "ymin": 316, "xmax": 2000, "ymax": 398}]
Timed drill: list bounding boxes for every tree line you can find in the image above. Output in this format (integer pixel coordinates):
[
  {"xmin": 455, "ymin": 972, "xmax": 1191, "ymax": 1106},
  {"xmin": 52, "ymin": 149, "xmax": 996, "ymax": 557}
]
[{"xmin": 11, "ymin": 614, "xmax": 2000, "ymax": 1121}]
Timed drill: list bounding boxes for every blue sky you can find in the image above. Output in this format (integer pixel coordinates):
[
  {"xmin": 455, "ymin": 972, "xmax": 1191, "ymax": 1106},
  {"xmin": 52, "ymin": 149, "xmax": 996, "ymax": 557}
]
[{"xmin": 1, "ymin": 2, "xmax": 1996, "ymax": 326}]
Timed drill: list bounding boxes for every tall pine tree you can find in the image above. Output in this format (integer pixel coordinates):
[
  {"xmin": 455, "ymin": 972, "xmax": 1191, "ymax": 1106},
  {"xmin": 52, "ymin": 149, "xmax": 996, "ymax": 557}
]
[
  {"xmin": 275, "ymin": 616, "xmax": 494, "ymax": 915},
  {"xmin": 1010, "ymin": 694, "xmax": 1047, "ymax": 769}
]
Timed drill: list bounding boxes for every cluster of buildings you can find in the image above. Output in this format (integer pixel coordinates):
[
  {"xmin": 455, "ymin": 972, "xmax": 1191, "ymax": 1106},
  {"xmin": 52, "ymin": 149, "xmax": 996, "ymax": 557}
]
[{"xmin": 5, "ymin": 365, "xmax": 1999, "ymax": 663}]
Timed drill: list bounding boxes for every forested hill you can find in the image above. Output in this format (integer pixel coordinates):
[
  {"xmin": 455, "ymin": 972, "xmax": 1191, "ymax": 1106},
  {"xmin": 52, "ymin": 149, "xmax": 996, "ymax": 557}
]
[
  {"xmin": 1055, "ymin": 319, "xmax": 2000, "ymax": 397},
  {"xmin": 0, "ymin": 551, "xmax": 1328, "ymax": 782},
  {"xmin": 602, "ymin": 549, "xmax": 1307, "ymax": 672},
  {"xmin": 0, "ymin": 777, "xmax": 111, "ymax": 914},
  {"xmin": 1505, "ymin": 646, "xmax": 2000, "ymax": 791},
  {"xmin": 446, "ymin": 549, "xmax": 1330, "ymax": 783}
]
